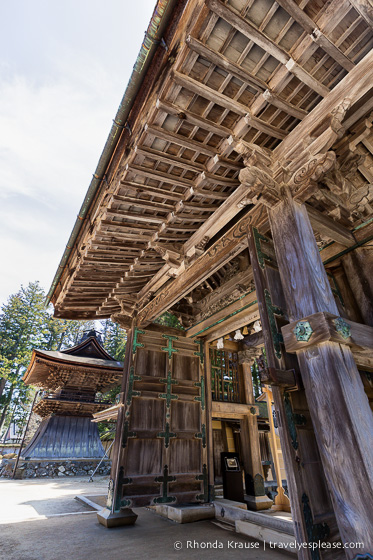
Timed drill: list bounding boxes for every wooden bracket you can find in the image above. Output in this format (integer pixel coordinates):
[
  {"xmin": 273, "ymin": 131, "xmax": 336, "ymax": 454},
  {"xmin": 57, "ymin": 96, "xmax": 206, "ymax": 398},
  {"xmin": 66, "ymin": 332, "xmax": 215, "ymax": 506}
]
[{"xmin": 258, "ymin": 367, "xmax": 297, "ymax": 388}]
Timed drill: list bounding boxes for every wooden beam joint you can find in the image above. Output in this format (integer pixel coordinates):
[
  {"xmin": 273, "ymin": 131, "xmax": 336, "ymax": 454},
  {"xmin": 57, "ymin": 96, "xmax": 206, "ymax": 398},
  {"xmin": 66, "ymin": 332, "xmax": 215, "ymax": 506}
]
[{"xmin": 282, "ymin": 312, "xmax": 373, "ymax": 354}]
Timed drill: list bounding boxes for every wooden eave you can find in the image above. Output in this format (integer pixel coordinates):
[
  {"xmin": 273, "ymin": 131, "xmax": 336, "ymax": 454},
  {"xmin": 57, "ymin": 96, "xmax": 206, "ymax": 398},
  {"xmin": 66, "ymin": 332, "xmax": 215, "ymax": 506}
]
[
  {"xmin": 23, "ymin": 349, "xmax": 123, "ymax": 387},
  {"xmin": 49, "ymin": 0, "xmax": 373, "ymax": 322}
]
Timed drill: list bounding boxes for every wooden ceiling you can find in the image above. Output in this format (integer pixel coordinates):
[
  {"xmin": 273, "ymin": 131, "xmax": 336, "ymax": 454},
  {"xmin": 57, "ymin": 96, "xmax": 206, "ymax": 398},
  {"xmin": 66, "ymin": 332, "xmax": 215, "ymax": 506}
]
[{"xmin": 50, "ymin": 0, "xmax": 373, "ymax": 324}]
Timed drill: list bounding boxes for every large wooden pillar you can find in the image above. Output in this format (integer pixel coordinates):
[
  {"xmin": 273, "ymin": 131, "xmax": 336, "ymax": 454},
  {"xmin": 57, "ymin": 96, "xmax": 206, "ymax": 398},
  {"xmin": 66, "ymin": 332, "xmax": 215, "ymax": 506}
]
[
  {"xmin": 247, "ymin": 225, "xmax": 329, "ymax": 560},
  {"xmin": 269, "ymin": 194, "xmax": 373, "ymax": 555}
]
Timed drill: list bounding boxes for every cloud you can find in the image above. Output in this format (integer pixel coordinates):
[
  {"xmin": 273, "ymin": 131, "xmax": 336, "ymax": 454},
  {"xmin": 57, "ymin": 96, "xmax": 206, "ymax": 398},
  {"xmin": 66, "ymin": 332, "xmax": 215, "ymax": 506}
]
[{"xmin": 0, "ymin": 0, "xmax": 156, "ymax": 305}]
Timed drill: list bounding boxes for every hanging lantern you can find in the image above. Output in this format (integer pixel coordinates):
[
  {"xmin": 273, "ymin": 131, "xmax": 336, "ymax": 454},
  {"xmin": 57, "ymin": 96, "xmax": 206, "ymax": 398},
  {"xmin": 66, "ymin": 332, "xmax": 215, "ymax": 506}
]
[
  {"xmin": 217, "ymin": 337, "xmax": 224, "ymax": 349},
  {"xmin": 234, "ymin": 329, "xmax": 244, "ymax": 340}
]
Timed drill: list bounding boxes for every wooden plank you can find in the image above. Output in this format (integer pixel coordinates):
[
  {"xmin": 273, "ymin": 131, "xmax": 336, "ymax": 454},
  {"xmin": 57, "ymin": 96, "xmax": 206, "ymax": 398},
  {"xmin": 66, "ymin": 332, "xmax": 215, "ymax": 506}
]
[
  {"xmin": 262, "ymin": 90, "xmax": 307, "ymax": 121},
  {"xmin": 306, "ymin": 203, "xmax": 356, "ymax": 246},
  {"xmin": 348, "ymin": 0, "xmax": 373, "ymax": 28},
  {"xmin": 186, "ymin": 34, "xmax": 267, "ymax": 92},
  {"xmin": 157, "ymin": 98, "xmax": 231, "ymax": 138},
  {"xmin": 275, "ymin": 50, "xmax": 373, "ymax": 162},
  {"xmin": 173, "ymin": 72, "xmax": 287, "ymax": 140},
  {"xmin": 206, "ymin": 0, "xmax": 329, "ymax": 96},
  {"xmin": 203, "ymin": 307, "xmax": 260, "ymax": 343},
  {"xmin": 342, "ymin": 247, "xmax": 373, "ymax": 326},
  {"xmin": 211, "ymin": 401, "xmax": 259, "ymax": 416},
  {"xmin": 127, "ymin": 164, "xmax": 195, "ymax": 190},
  {"xmin": 275, "ymin": 0, "xmax": 354, "ymax": 71},
  {"xmin": 184, "ymin": 185, "xmax": 251, "ymax": 255},
  {"xmin": 135, "ymin": 145, "xmax": 204, "ymax": 173},
  {"xmin": 145, "ymin": 123, "xmax": 217, "ymax": 156},
  {"xmin": 206, "ymin": 0, "xmax": 289, "ymax": 65},
  {"xmin": 187, "ymin": 291, "xmax": 257, "ymax": 338},
  {"xmin": 119, "ymin": 181, "xmax": 187, "ymax": 202}
]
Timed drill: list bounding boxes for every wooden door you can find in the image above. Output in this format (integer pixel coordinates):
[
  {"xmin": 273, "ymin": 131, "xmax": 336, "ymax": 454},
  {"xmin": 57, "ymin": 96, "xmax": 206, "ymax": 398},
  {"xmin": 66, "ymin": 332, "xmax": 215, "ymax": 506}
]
[{"xmin": 108, "ymin": 326, "xmax": 207, "ymax": 510}]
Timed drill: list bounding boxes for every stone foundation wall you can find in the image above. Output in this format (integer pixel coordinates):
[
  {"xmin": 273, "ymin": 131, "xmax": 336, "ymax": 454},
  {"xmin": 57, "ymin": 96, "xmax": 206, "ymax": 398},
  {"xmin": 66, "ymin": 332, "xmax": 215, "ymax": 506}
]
[{"xmin": 0, "ymin": 458, "xmax": 111, "ymax": 479}]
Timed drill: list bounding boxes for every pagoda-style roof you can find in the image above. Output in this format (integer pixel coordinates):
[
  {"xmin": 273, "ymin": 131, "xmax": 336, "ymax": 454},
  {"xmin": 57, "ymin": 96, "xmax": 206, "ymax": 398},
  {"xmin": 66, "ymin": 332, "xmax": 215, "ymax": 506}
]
[{"xmin": 23, "ymin": 334, "xmax": 123, "ymax": 391}]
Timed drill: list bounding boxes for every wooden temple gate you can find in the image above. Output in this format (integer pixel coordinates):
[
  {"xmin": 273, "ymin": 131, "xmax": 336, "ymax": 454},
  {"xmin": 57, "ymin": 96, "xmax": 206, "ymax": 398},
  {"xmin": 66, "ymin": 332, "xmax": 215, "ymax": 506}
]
[{"xmin": 47, "ymin": 0, "xmax": 373, "ymax": 556}]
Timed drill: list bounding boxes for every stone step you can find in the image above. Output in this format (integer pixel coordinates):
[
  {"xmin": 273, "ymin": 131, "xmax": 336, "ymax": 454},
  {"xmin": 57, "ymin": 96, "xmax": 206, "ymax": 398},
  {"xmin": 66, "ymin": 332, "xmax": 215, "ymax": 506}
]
[
  {"xmin": 236, "ymin": 520, "xmax": 297, "ymax": 554},
  {"xmin": 153, "ymin": 503, "xmax": 215, "ymax": 524},
  {"xmin": 214, "ymin": 499, "xmax": 296, "ymax": 553},
  {"xmin": 214, "ymin": 499, "xmax": 294, "ymax": 534}
]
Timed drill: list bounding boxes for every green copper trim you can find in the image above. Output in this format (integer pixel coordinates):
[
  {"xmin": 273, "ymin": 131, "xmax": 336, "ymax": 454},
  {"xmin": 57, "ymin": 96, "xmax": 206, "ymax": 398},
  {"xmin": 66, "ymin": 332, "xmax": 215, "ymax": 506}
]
[
  {"xmin": 195, "ymin": 424, "xmax": 207, "ymax": 448},
  {"xmin": 196, "ymin": 464, "xmax": 208, "ymax": 502},
  {"xmin": 194, "ymin": 374, "xmax": 205, "ymax": 410},
  {"xmin": 253, "ymin": 227, "xmax": 273, "ymax": 269},
  {"xmin": 264, "ymin": 289, "xmax": 284, "ymax": 359},
  {"xmin": 333, "ymin": 317, "xmax": 351, "ymax": 339},
  {"xmin": 294, "ymin": 413, "xmax": 307, "ymax": 426},
  {"xmin": 122, "ymin": 420, "xmax": 136, "ymax": 448},
  {"xmin": 194, "ymin": 339, "xmax": 204, "ymax": 364},
  {"xmin": 284, "ymin": 392, "xmax": 299, "ymax": 450},
  {"xmin": 294, "ymin": 320, "xmax": 313, "ymax": 342},
  {"xmin": 154, "ymin": 465, "xmax": 176, "ymax": 504},
  {"xmin": 132, "ymin": 328, "xmax": 145, "ymax": 355},
  {"xmin": 302, "ymin": 493, "xmax": 330, "ymax": 560},
  {"xmin": 161, "ymin": 334, "xmax": 179, "ymax": 359},
  {"xmin": 157, "ymin": 422, "xmax": 176, "ymax": 448},
  {"xmin": 126, "ymin": 366, "xmax": 141, "ymax": 405},
  {"xmin": 159, "ymin": 370, "xmax": 178, "ymax": 408},
  {"xmin": 114, "ymin": 467, "xmax": 132, "ymax": 511},
  {"xmin": 353, "ymin": 217, "xmax": 373, "ymax": 231}
]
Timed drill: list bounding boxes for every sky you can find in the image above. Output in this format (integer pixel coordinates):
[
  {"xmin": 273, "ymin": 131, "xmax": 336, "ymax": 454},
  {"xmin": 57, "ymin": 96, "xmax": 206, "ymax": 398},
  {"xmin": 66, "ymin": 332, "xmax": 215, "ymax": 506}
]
[{"xmin": 0, "ymin": 0, "xmax": 157, "ymax": 307}]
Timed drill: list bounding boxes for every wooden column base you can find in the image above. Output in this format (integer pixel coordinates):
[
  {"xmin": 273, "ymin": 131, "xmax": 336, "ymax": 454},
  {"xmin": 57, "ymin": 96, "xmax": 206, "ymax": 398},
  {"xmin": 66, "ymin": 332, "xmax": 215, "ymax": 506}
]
[
  {"xmin": 245, "ymin": 494, "xmax": 273, "ymax": 511},
  {"xmin": 97, "ymin": 507, "xmax": 138, "ymax": 528}
]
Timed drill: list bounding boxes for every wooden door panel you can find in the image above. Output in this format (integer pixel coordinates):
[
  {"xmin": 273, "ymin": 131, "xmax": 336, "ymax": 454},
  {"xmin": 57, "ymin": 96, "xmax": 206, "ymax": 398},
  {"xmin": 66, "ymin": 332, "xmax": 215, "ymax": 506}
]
[
  {"xmin": 125, "ymin": 439, "xmax": 163, "ymax": 475},
  {"xmin": 129, "ymin": 398, "xmax": 165, "ymax": 431},
  {"xmin": 136, "ymin": 348, "xmax": 167, "ymax": 376},
  {"xmin": 172, "ymin": 353, "xmax": 200, "ymax": 380},
  {"xmin": 169, "ymin": 440, "xmax": 201, "ymax": 472},
  {"xmin": 109, "ymin": 327, "xmax": 207, "ymax": 509},
  {"xmin": 171, "ymin": 401, "xmax": 200, "ymax": 431}
]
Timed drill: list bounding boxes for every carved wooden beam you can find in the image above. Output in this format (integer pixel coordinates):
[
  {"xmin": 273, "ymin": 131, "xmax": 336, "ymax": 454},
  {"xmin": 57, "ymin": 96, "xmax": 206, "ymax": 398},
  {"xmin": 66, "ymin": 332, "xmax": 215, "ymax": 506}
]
[{"xmin": 137, "ymin": 209, "xmax": 258, "ymax": 325}]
